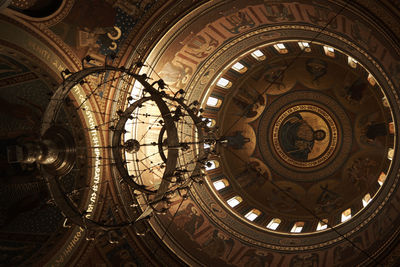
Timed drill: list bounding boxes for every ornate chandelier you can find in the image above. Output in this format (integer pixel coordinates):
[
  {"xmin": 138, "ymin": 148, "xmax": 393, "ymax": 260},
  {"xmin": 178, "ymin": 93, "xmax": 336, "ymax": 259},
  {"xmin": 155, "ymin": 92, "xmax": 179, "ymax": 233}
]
[{"xmin": 7, "ymin": 56, "xmax": 219, "ymax": 240}]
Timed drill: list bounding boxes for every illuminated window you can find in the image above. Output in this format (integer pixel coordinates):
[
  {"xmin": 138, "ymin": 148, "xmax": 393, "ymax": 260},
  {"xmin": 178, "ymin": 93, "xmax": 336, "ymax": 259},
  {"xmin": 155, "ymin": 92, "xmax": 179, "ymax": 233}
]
[
  {"xmin": 341, "ymin": 208, "xmax": 352, "ymax": 222},
  {"xmin": 378, "ymin": 172, "xmax": 386, "ymax": 186},
  {"xmin": 131, "ymin": 80, "xmax": 144, "ymax": 100},
  {"xmin": 367, "ymin": 73, "xmax": 376, "ymax": 86},
  {"xmin": 274, "ymin": 43, "xmax": 288, "ymax": 54},
  {"xmin": 298, "ymin": 42, "xmax": 311, "ymax": 52},
  {"xmin": 266, "ymin": 218, "xmax": 281, "ymax": 230},
  {"xmin": 316, "ymin": 219, "xmax": 328, "ymax": 231},
  {"xmin": 388, "ymin": 148, "xmax": 394, "ymax": 160},
  {"xmin": 205, "ymin": 160, "xmax": 219, "ymax": 171},
  {"xmin": 207, "ymin": 119, "xmax": 216, "ymax": 127},
  {"xmin": 227, "ymin": 196, "xmax": 242, "ymax": 208},
  {"xmin": 206, "ymin": 96, "xmax": 222, "ymax": 108},
  {"xmin": 232, "ymin": 62, "xmax": 247, "ymax": 73},
  {"xmin": 348, "ymin": 56, "xmax": 358, "ymax": 68},
  {"xmin": 276, "ymin": 43, "xmax": 285, "ymax": 49},
  {"xmin": 324, "ymin": 46, "xmax": 335, "ymax": 57},
  {"xmin": 290, "ymin": 222, "xmax": 304, "ymax": 233},
  {"xmin": 251, "ymin": 50, "xmax": 266, "ymax": 60},
  {"xmin": 216, "ymin": 77, "xmax": 232, "ymax": 88},
  {"xmin": 202, "ymin": 117, "xmax": 216, "ymax": 127},
  {"xmin": 244, "ymin": 209, "xmax": 261, "ymax": 221},
  {"xmin": 213, "ymin": 179, "xmax": 229, "ymax": 190},
  {"xmin": 362, "ymin": 193, "xmax": 372, "ymax": 207}
]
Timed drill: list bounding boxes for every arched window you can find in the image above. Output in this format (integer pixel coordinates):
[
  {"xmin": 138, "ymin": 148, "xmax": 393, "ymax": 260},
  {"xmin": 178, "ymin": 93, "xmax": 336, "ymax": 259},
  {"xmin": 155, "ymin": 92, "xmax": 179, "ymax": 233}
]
[
  {"xmin": 378, "ymin": 172, "xmax": 386, "ymax": 186},
  {"xmin": 290, "ymin": 222, "xmax": 304, "ymax": 233},
  {"xmin": 206, "ymin": 96, "xmax": 222, "ymax": 108},
  {"xmin": 274, "ymin": 43, "xmax": 288, "ymax": 54},
  {"xmin": 202, "ymin": 117, "xmax": 216, "ymax": 128},
  {"xmin": 324, "ymin": 46, "xmax": 335, "ymax": 57},
  {"xmin": 244, "ymin": 209, "xmax": 261, "ymax": 221},
  {"xmin": 205, "ymin": 160, "xmax": 219, "ymax": 171},
  {"xmin": 213, "ymin": 179, "xmax": 229, "ymax": 191},
  {"xmin": 298, "ymin": 42, "xmax": 311, "ymax": 52},
  {"xmin": 316, "ymin": 219, "xmax": 328, "ymax": 231},
  {"xmin": 348, "ymin": 56, "xmax": 358, "ymax": 68},
  {"xmin": 216, "ymin": 77, "xmax": 232, "ymax": 88},
  {"xmin": 231, "ymin": 62, "xmax": 247, "ymax": 73},
  {"xmin": 341, "ymin": 208, "xmax": 352, "ymax": 222},
  {"xmin": 266, "ymin": 218, "xmax": 281, "ymax": 230},
  {"xmin": 387, "ymin": 148, "xmax": 394, "ymax": 160},
  {"xmin": 367, "ymin": 73, "xmax": 376, "ymax": 86},
  {"xmin": 362, "ymin": 193, "xmax": 372, "ymax": 207},
  {"xmin": 251, "ymin": 49, "xmax": 266, "ymax": 60},
  {"xmin": 227, "ymin": 196, "xmax": 242, "ymax": 208}
]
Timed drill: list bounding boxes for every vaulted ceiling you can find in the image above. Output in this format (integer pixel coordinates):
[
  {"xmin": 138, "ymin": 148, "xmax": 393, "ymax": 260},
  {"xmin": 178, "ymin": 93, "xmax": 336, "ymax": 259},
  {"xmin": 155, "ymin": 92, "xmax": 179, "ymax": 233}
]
[{"xmin": 2, "ymin": 0, "xmax": 400, "ymax": 266}]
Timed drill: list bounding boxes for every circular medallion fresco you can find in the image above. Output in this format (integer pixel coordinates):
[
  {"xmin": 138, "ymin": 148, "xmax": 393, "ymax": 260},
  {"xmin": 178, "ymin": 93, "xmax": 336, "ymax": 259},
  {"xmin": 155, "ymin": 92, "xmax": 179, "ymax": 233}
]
[
  {"xmin": 258, "ymin": 90, "xmax": 352, "ymax": 181},
  {"xmin": 273, "ymin": 104, "xmax": 337, "ymax": 168}
]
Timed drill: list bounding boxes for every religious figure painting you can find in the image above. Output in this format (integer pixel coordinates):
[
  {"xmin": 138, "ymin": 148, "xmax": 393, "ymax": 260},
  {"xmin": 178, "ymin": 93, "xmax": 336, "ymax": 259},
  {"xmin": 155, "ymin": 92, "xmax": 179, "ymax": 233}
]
[{"xmin": 278, "ymin": 112, "xmax": 328, "ymax": 162}]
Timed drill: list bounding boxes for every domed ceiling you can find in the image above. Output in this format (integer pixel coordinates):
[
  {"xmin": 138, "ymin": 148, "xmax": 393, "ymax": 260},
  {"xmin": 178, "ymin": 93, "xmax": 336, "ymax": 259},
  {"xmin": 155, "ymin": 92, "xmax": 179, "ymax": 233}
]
[
  {"xmin": 130, "ymin": 0, "xmax": 400, "ymax": 266},
  {"xmin": 2, "ymin": 0, "xmax": 400, "ymax": 266},
  {"xmin": 212, "ymin": 42, "xmax": 393, "ymax": 234}
]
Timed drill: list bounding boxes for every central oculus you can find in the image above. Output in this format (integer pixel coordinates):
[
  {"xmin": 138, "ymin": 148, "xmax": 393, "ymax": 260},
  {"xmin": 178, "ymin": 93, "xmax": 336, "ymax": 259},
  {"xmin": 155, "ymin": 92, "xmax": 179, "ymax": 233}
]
[{"xmin": 272, "ymin": 105, "xmax": 337, "ymax": 168}]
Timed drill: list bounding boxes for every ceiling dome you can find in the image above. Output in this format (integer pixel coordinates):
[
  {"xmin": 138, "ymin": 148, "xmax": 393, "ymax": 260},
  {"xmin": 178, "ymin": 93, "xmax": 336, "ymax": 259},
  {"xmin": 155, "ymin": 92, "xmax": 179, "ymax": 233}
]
[
  {"xmin": 211, "ymin": 41, "xmax": 393, "ymax": 234},
  {"xmin": 124, "ymin": 0, "xmax": 400, "ymax": 265},
  {"xmin": 4, "ymin": 0, "xmax": 400, "ymax": 266}
]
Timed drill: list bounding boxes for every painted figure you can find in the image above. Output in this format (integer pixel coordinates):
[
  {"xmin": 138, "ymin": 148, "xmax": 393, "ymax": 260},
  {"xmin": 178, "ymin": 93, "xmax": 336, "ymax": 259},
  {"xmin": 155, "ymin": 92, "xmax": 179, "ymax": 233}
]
[{"xmin": 279, "ymin": 113, "xmax": 326, "ymax": 161}]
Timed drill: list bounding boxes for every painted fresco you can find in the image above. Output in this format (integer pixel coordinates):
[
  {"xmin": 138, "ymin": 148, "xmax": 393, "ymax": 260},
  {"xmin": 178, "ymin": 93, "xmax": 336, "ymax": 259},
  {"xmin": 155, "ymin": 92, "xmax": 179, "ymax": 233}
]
[
  {"xmin": 49, "ymin": 0, "xmax": 157, "ymax": 61},
  {"xmin": 2, "ymin": 0, "xmax": 400, "ymax": 266}
]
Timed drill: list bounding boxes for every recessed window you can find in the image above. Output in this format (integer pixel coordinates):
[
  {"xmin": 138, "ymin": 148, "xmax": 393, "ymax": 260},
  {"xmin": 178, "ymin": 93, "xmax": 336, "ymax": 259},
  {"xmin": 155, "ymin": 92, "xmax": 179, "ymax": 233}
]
[
  {"xmin": 131, "ymin": 80, "xmax": 144, "ymax": 100},
  {"xmin": 316, "ymin": 219, "xmax": 328, "ymax": 231},
  {"xmin": 290, "ymin": 222, "xmax": 304, "ymax": 233},
  {"xmin": 216, "ymin": 77, "xmax": 232, "ymax": 88},
  {"xmin": 362, "ymin": 193, "xmax": 372, "ymax": 207},
  {"xmin": 341, "ymin": 208, "xmax": 352, "ymax": 222},
  {"xmin": 206, "ymin": 96, "xmax": 222, "ymax": 108},
  {"xmin": 244, "ymin": 209, "xmax": 261, "ymax": 221},
  {"xmin": 298, "ymin": 42, "xmax": 311, "ymax": 52},
  {"xmin": 266, "ymin": 218, "xmax": 281, "ymax": 230},
  {"xmin": 202, "ymin": 117, "xmax": 216, "ymax": 127},
  {"xmin": 274, "ymin": 43, "xmax": 288, "ymax": 54},
  {"xmin": 231, "ymin": 62, "xmax": 247, "ymax": 73},
  {"xmin": 205, "ymin": 160, "xmax": 219, "ymax": 171},
  {"xmin": 227, "ymin": 196, "xmax": 242, "ymax": 208},
  {"xmin": 251, "ymin": 49, "xmax": 266, "ymax": 60},
  {"xmin": 367, "ymin": 73, "xmax": 376, "ymax": 86},
  {"xmin": 378, "ymin": 172, "xmax": 386, "ymax": 186},
  {"xmin": 276, "ymin": 43, "xmax": 286, "ymax": 49},
  {"xmin": 348, "ymin": 56, "xmax": 358, "ymax": 68},
  {"xmin": 324, "ymin": 46, "xmax": 335, "ymax": 57},
  {"xmin": 388, "ymin": 148, "xmax": 394, "ymax": 160},
  {"xmin": 213, "ymin": 179, "xmax": 229, "ymax": 190}
]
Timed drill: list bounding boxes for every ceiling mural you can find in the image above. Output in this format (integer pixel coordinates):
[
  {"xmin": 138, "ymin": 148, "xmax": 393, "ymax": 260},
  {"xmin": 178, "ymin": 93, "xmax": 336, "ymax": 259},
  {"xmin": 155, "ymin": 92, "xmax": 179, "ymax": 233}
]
[{"xmin": 1, "ymin": 0, "xmax": 400, "ymax": 266}]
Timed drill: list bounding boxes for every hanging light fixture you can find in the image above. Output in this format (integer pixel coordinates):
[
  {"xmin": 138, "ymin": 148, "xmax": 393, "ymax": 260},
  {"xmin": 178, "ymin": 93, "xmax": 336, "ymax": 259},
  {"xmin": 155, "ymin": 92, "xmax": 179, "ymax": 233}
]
[{"xmin": 7, "ymin": 56, "xmax": 220, "ymax": 242}]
